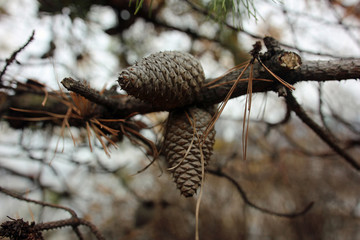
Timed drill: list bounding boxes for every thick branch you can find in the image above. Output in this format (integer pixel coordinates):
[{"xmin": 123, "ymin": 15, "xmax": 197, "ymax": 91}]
[
  {"xmin": 197, "ymin": 59, "xmax": 360, "ymax": 107},
  {"xmin": 4, "ymin": 59, "xmax": 360, "ymax": 120},
  {"xmin": 61, "ymin": 77, "xmax": 119, "ymax": 110},
  {"xmin": 63, "ymin": 57, "xmax": 360, "ymax": 116}
]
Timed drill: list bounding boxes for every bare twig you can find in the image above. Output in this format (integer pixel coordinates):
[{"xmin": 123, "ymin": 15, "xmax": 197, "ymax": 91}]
[
  {"xmin": 0, "ymin": 186, "xmax": 77, "ymax": 217},
  {"xmin": 0, "ymin": 30, "xmax": 35, "ymax": 82},
  {"xmin": 208, "ymin": 168, "xmax": 314, "ymax": 218},
  {"xmin": 34, "ymin": 218, "xmax": 104, "ymax": 240},
  {"xmin": 318, "ymin": 84, "xmax": 337, "ymax": 140},
  {"xmin": 285, "ymin": 91, "xmax": 360, "ymax": 171},
  {"xmin": 0, "ymin": 186, "xmax": 105, "ymax": 240}
]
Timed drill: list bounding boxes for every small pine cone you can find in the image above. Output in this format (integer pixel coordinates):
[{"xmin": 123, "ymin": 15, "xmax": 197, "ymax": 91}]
[
  {"xmin": 118, "ymin": 51, "xmax": 205, "ymax": 109},
  {"xmin": 163, "ymin": 107, "xmax": 216, "ymax": 197}
]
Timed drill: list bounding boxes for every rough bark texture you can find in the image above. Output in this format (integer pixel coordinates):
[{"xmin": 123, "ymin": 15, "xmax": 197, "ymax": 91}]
[
  {"xmin": 2, "ymin": 59, "xmax": 360, "ymax": 121},
  {"xmin": 197, "ymin": 59, "xmax": 360, "ymax": 107}
]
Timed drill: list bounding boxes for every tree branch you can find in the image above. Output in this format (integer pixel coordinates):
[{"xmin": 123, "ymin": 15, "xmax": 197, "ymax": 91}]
[
  {"xmin": 208, "ymin": 167, "xmax": 314, "ymax": 218},
  {"xmin": 0, "ymin": 31, "xmax": 35, "ymax": 83},
  {"xmin": 0, "ymin": 186, "xmax": 105, "ymax": 240},
  {"xmin": 61, "ymin": 77, "xmax": 119, "ymax": 110},
  {"xmin": 5, "ymin": 58, "xmax": 360, "ymax": 120},
  {"xmin": 196, "ymin": 59, "xmax": 360, "ymax": 107},
  {"xmin": 60, "ymin": 77, "xmax": 162, "ymax": 117},
  {"xmin": 285, "ymin": 92, "xmax": 360, "ymax": 170},
  {"xmin": 0, "ymin": 186, "xmax": 77, "ymax": 217}
]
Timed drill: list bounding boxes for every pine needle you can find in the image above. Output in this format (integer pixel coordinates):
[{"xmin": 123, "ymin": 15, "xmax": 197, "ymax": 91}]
[
  {"xmin": 90, "ymin": 122, "xmax": 111, "ymax": 157},
  {"xmin": 203, "ymin": 61, "xmax": 249, "ymax": 88},
  {"xmin": 204, "ymin": 61, "xmax": 251, "ymax": 141},
  {"xmin": 242, "ymin": 63, "xmax": 254, "ymax": 160},
  {"xmin": 258, "ymin": 58, "xmax": 295, "ymax": 90},
  {"xmin": 207, "ymin": 77, "xmax": 272, "ymax": 89},
  {"xmin": 191, "ymin": 109, "xmax": 205, "ymax": 240},
  {"xmin": 86, "ymin": 122, "xmax": 93, "ymax": 152},
  {"xmin": 195, "ymin": 146, "xmax": 204, "ymax": 240}
]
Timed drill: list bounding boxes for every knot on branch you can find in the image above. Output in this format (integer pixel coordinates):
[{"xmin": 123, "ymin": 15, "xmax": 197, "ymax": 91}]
[
  {"xmin": 262, "ymin": 36, "xmax": 302, "ymax": 71},
  {"xmin": 278, "ymin": 52, "xmax": 302, "ymax": 70},
  {"xmin": 118, "ymin": 51, "xmax": 205, "ymax": 109}
]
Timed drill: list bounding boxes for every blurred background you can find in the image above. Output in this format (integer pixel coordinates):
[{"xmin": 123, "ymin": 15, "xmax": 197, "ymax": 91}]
[{"xmin": 0, "ymin": 0, "xmax": 360, "ymax": 239}]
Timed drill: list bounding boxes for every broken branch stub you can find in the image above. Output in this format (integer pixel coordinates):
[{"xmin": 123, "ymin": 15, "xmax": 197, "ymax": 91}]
[{"xmin": 278, "ymin": 52, "xmax": 302, "ymax": 70}]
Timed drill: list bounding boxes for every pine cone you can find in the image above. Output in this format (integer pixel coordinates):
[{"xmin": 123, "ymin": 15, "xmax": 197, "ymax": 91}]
[
  {"xmin": 118, "ymin": 51, "xmax": 205, "ymax": 109},
  {"xmin": 163, "ymin": 107, "xmax": 216, "ymax": 197}
]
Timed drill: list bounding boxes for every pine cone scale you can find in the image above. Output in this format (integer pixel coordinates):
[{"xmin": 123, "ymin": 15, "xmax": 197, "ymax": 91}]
[
  {"xmin": 118, "ymin": 51, "xmax": 205, "ymax": 109},
  {"xmin": 163, "ymin": 107, "xmax": 216, "ymax": 197}
]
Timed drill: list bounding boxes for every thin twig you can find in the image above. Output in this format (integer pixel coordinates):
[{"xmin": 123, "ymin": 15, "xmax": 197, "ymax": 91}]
[
  {"xmin": 208, "ymin": 168, "xmax": 314, "ymax": 218},
  {"xmin": 0, "ymin": 30, "xmax": 35, "ymax": 82},
  {"xmin": 0, "ymin": 186, "xmax": 77, "ymax": 217},
  {"xmin": 0, "ymin": 186, "xmax": 105, "ymax": 240},
  {"xmin": 318, "ymin": 84, "xmax": 337, "ymax": 140},
  {"xmin": 34, "ymin": 218, "xmax": 104, "ymax": 240},
  {"xmin": 285, "ymin": 91, "xmax": 360, "ymax": 171}
]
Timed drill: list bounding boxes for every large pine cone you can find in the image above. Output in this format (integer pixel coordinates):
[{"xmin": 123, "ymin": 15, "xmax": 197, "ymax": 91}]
[
  {"xmin": 118, "ymin": 51, "xmax": 205, "ymax": 109},
  {"xmin": 163, "ymin": 107, "xmax": 216, "ymax": 197}
]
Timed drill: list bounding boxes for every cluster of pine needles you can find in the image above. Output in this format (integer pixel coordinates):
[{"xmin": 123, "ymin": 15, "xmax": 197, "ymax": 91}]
[
  {"xmin": 5, "ymin": 80, "xmax": 157, "ymax": 158},
  {"xmin": 204, "ymin": 40, "xmax": 295, "ymax": 161}
]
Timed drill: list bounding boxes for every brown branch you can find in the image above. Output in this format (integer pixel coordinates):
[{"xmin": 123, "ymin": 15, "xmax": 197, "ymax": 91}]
[
  {"xmin": 34, "ymin": 218, "xmax": 104, "ymax": 240},
  {"xmin": 115, "ymin": 57, "xmax": 359, "ymax": 113},
  {"xmin": 60, "ymin": 77, "xmax": 161, "ymax": 117},
  {"xmin": 3, "ymin": 39, "xmax": 360, "ymax": 163},
  {"xmin": 285, "ymin": 91, "xmax": 360, "ymax": 171},
  {"xmin": 61, "ymin": 77, "xmax": 119, "ymax": 110},
  {"xmin": 208, "ymin": 167, "xmax": 314, "ymax": 218},
  {"xmin": 0, "ymin": 217, "xmax": 105, "ymax": 240},
  {"xmin": 0, "ymin": 186, "xmax": 77, "ymax": 217},
  {"xmin": 0, "ymin": 31, "xmax": 35, "ymax": 82},
  {"xmin": 4, "ymin": 58, "xmax": 360, "ymax": 121},
  {"xmin": 196, "ymin": 58, "xmax": 360, "ymax": 107},
  {"xmin": 0, "ymin": 186, "xmax": 105, "ymax": 240}
]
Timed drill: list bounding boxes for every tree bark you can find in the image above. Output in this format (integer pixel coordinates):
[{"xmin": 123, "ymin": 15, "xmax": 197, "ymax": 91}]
[{"xmin": 2, "ymin": 59, "xmax": 360, "ymax": 123}]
